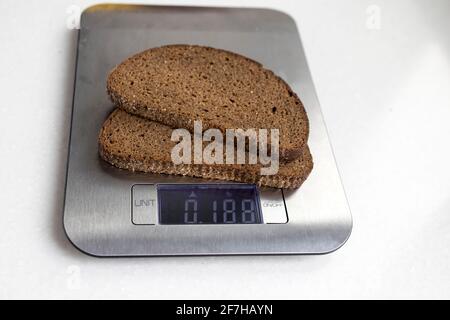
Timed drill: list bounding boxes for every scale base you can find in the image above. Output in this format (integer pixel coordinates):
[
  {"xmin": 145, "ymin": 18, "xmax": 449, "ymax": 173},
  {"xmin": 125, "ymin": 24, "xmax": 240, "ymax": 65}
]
[{"xmin": 63, "ymin": 4, "xmax": 352, "ymax": 256}]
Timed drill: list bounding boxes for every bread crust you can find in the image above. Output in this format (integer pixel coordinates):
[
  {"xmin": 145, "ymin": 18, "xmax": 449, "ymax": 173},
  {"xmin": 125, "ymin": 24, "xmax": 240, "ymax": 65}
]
[
  {"xmin": 107, "ymin": 44, "xmax": 309, "ymax": 162},
  {"xmin": 99, "ymin": 109, "xmax": 313, "ymax": 189}
]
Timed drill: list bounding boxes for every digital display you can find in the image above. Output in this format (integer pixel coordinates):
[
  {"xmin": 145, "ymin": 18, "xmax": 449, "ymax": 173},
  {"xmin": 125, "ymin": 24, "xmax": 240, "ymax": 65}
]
[{"xmin": 158, "ymin": 184, "xmax": 263, "ymax": 225}]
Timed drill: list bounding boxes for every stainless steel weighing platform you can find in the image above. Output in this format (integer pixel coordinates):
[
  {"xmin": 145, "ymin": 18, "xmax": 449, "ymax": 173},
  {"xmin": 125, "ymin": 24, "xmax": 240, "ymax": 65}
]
[{"xmin": 63, "ymin": 4, "xmax": 352, "ymax": 256}]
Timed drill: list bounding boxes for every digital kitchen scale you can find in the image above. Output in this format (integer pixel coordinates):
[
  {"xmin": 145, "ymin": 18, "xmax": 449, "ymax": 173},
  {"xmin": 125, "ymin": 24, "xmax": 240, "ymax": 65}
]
[{"xmin": 63, "ymin": 4, "xmax": 352, "ymax": 256}]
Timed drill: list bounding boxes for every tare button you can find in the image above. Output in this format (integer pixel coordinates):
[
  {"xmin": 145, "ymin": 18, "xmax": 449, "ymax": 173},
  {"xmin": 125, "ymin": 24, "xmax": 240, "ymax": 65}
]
[
  {"xmin": 259, "ymin": 189, "xmax": 288, "ymax": 224},
  {"xmin": 132, "ymin": 184, "xmax": 158, "ymax": 225}
]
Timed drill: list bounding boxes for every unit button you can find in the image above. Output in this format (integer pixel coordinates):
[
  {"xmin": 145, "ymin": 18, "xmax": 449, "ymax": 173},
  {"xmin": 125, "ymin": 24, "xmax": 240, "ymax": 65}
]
[{"xmin": 132, "ymin": 185, "xmax": 158, "ymax": 225}]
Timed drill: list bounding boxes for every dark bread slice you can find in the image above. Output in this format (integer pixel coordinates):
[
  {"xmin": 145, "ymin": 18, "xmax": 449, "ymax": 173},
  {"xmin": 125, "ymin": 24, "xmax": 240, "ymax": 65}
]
[
  {"xmin": 98, "ymin": 109, "xmax": 313, "ymax": 189},
  {"xmin": 107, "ymin": 44, "xmax": 309, "ymax": 162}
]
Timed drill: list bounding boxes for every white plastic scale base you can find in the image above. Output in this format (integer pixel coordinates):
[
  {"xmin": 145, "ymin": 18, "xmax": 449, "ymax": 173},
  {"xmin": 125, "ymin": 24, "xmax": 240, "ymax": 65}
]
[{"xmin": 63, "ymin": 4, "xmax": 352, "ymax": 256}]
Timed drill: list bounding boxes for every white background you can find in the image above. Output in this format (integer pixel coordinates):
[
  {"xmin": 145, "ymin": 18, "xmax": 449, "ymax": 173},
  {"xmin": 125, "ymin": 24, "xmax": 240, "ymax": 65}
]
[{"xmin": 0, "ymin": 0, "xmax": 449, "ymax": 299}]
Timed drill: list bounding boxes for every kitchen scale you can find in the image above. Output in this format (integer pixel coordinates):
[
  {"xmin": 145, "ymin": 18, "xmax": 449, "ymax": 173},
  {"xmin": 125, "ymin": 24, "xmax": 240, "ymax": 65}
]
[{"xmin": 63, "ymin": 4, "xmax": 352, "ymax": 256}]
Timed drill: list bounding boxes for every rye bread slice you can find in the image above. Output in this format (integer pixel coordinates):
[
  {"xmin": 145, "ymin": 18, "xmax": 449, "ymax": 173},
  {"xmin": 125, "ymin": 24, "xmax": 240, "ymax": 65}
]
[
  {"xmin": 98, "ymin": 109, "xmax": 313, "ymax": 189},
  {"xmin": 107, "ymin": 44, "xmax": 309, "ymax": 162}
]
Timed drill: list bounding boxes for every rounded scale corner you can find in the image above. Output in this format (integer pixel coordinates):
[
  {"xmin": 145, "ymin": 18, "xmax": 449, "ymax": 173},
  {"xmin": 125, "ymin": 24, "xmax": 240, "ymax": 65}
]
[
  {"xmin": 81, "ymin": 3, "xmax": 125, "ymax": 14},
  {"xmin": 63, "ymin": 217, "xmax": 105, "ymax": 258},
  {"xmin": 80, "ymin": 3, "xmax": 136, "ymax": 22},
  {"xmin": 79, "ymin": 3, "xmax": 105, "ymax": 20},
  {"xmin": 317, "ymin": 220, "xmax": 353, "ymax": 255},
  {"xmin": 253, "ymin": 7, "xmax": 298, "ymax": 27}
]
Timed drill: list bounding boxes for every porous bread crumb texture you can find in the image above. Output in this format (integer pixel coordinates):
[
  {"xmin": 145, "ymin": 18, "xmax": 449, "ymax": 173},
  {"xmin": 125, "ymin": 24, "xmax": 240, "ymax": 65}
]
[
  {"xmin": 107, "ymin": 44, "xmax": 309, "ymax": 162},
  {"xmin": 99, "ymin": 109, "xmax": 313, "ymax": 189}
]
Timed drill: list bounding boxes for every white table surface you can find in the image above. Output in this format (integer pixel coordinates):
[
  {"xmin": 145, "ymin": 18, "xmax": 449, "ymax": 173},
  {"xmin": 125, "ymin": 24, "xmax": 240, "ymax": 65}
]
[{"xmin": 0, "ymin": 0, "xmax": 449, "ymax": 299}]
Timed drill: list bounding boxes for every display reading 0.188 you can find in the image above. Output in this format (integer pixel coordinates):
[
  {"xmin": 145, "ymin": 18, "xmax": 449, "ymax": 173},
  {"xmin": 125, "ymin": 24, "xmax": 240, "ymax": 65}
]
[{"xmin": 157, "ymin": 184, "xmax": 263, "ymax": 225}]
